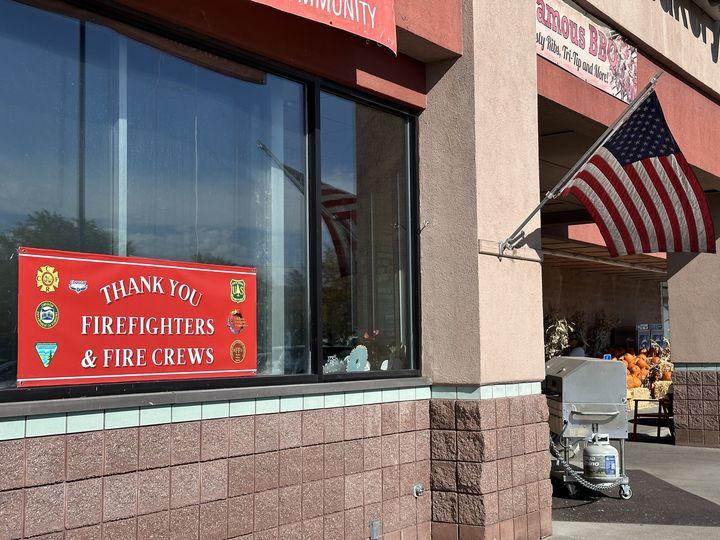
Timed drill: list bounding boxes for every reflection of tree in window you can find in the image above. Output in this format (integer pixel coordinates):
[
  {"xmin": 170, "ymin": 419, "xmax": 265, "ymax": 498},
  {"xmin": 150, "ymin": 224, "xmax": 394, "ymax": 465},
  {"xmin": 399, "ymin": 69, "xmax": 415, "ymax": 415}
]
[{"xmin": 0, "ymin": 211, "xmax": 120, "ymax": 386}]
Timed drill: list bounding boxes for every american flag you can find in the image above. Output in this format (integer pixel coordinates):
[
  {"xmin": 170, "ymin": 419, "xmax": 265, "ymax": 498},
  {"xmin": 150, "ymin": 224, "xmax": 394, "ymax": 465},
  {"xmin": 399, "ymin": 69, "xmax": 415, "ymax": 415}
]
[
  {"xmin": 562, "ymin": 92, "xmax": 715, "ymax": 256},
  {"xmin": 256, "ymin": 141, "xmax": 357, "ymax": 276},
  {"xmin": 321, "ymin": 183, "xmax": 356, "ymax": 277}
]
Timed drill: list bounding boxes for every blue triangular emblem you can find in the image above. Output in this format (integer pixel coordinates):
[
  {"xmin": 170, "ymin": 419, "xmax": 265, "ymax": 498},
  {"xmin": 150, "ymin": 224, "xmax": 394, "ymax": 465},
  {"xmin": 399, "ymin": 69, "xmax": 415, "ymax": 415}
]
[{"xmin": 35, "ymin": 343, "xmax": 57, "ymax": 368}]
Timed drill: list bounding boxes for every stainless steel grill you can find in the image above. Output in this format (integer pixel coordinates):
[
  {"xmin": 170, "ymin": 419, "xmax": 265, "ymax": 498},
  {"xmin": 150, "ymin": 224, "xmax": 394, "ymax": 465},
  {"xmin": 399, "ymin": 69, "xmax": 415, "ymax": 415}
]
[
  {"xmin": 544, "ymin": 356, "xmax": 628, "ymax": 440},
  {"xmin": 543, "ymin": 356, "xmax": 632, "ymax": 499}
]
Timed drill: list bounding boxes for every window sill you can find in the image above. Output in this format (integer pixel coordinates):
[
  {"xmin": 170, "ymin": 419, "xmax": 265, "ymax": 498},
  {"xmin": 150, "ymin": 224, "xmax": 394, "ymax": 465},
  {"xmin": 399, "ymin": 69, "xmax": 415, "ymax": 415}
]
[{"xmin": 0, "ymin": 376, "xmax": 432, "ymax": 419}]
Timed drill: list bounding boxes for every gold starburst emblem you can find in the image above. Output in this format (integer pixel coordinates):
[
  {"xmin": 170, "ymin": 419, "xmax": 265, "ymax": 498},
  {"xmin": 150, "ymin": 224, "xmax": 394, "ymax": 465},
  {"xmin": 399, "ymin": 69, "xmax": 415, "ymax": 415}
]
[{"xmin": 36, "ymin": 266, "xmax": 59, "ymax": 293}]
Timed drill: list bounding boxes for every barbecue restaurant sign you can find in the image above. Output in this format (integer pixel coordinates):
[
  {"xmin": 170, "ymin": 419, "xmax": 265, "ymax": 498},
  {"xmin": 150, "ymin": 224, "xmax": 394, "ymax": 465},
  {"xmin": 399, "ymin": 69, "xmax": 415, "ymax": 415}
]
[
  {"xmin": 536, "ymin": 0, "xmax": 637, "ymax": 102},
  {"xmin": 17, "ymin": 247, "xmax": 257, "ymax": 387},
  {"xmin": 249, "ymin": 0, "xmax": 397, "ymax": 53}
]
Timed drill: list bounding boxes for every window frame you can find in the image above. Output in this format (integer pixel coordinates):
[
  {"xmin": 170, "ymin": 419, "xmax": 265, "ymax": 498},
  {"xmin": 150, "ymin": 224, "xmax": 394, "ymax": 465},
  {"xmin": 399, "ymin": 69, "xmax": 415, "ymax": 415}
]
[{"xmin": 0, "ymin": 0, "xmax": 421, "ymax": 403}]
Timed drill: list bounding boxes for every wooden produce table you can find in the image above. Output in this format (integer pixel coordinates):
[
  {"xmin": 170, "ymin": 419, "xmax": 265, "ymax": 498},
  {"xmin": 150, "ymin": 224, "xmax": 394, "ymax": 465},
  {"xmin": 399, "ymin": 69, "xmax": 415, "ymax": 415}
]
[{"xmin": 628, "ymin": 396, "xmax": 674, "ymax": 441}]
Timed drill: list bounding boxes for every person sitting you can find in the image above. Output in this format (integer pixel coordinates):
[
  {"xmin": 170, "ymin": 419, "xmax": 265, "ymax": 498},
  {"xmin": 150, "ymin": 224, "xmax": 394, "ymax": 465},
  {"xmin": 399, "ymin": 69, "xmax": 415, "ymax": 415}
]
[{"xmin": 566, "ymin": 332, "xmax": 586, "ymax": 357}]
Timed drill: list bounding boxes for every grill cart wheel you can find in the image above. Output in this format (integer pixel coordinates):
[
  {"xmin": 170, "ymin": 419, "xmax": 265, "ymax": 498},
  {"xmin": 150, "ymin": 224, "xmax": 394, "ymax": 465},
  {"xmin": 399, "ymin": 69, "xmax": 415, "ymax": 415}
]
[{"xmin": 619, "ymin": 485, "xmax": 632, "ymax": 500}]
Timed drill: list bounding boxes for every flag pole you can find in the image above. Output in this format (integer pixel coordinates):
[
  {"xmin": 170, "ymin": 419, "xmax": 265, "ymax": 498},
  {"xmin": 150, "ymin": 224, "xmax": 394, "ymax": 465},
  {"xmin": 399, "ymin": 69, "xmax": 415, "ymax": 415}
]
[{"xmin": 498, "ymin": 71, "xmax": 664, "ymax": 256}]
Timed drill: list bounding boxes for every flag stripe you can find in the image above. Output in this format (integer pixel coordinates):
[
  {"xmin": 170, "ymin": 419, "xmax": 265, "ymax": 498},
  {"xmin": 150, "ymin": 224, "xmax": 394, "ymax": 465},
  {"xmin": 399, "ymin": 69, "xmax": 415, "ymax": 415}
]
[
  {"xmin": 637, "ymin": 160, "xmax": 684, "ymax": 251},
  {"xmin": 589, "ymin": 152, "xmax": 653, "ymax": 252},
  {"xmin": 675, "ymin": 152, "xmax": 716, "ymax": 253},
  {"xmin": 665, "ymin": 155, "xmax": 706, "ymax": 250},
  {"xmin": 573, "ymin": 170, "xmax": 636, "ymax": 255},
  {"xmin": 621, "ymin": 162, "xmax": 668, "ymax": 252},
  {"xmin": 657, "ymin": 155, "xmax": 700, "ymax": 252},
  {"xmin": 564, "ymin": 185, "xmax": 622, "ymax": 257},
  {"xmin": 647, "ymin": 157, "xmax": 691, "ymax": 251}
]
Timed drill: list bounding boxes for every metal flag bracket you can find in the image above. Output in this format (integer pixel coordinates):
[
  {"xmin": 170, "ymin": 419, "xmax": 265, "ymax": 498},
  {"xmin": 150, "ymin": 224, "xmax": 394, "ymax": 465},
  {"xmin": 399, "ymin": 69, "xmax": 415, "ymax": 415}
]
[{"xmin": 497, "ymin": 71, "xmax": 664, "ymax": 258}]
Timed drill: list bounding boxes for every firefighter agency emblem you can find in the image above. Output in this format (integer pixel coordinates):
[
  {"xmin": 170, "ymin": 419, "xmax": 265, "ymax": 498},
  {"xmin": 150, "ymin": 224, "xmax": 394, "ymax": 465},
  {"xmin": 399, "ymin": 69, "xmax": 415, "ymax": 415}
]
[
  {"xmin": 36, "ymin": 265, "xmax": 59, "ymax": 293},
  {"xmin": 230, "ymin": 279, "xmax": 246, "ymax": 303},
  {"xmin": 230, "ymin": 340, "xmax": 246, "ymax": 364},
  {"xmin": 35, "ymin": 301, "xmax": 59, "ymax": 329}
]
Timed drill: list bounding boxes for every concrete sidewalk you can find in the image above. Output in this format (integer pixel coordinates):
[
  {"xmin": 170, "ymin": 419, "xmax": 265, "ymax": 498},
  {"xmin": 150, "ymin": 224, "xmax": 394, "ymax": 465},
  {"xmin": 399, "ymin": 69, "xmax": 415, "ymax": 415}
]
[{"xmin": 552, "ymin": 521, "xmax": 720, "ymax": 539}]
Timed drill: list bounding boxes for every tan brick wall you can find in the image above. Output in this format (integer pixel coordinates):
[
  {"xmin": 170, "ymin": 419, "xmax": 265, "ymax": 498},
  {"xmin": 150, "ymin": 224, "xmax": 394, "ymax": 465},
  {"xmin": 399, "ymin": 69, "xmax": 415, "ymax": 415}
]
[
  {"xmin": 674, "ymin": 369, "xmax": 720, "ymax": 448},
  {"xmin": 429, "ymin": 395, "xmax": 552, "ymax": 540},
  {"xmin": 0, "ymin": 402, "xmax": 431, "ymax": 539}
]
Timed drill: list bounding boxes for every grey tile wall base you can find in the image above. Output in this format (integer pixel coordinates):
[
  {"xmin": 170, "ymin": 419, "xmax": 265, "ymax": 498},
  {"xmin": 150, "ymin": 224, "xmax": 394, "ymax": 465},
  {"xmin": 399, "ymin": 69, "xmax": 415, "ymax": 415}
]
[
  {"xmin": 674, "ymin": 363, "xmax": 720, "ymax": 371},
  {"xmin": 431, "ymin": 382, "xmax": 542, "ymax": 400},
  {"xmin": 0, "ymin": 377, "xmax": 431, "ymax": 419},
  {"xmin": 0, "ymin": 382, "xmax": 432, "ymax": 441},
  {"xmin": 0, "ymin": 380, "xmax": 545, "ymax": 441}
]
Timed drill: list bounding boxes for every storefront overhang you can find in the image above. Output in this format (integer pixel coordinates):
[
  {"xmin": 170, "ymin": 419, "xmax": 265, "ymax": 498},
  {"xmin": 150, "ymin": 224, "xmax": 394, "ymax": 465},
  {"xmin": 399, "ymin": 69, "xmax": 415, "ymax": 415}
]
[
  {"xmin": 542, "ymin": 234, "xmax": 668, "ymax": 282},
  {"xmin": 537, "ymin": 53, "xmax": 720, "ymax": 182},
  {"xmin": 77, "ymin": 0, "xmax": 463, "ymax": 110}
]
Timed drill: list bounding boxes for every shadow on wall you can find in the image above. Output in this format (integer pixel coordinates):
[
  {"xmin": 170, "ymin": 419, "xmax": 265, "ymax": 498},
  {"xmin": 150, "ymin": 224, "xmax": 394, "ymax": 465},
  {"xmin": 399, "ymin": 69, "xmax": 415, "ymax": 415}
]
[
  {"xmin": 666, "ymin": 192, "xmax": 720, "ymax": 277},
  {"xmin": 657, "ymin": 0, "xmax": 720, "ymax": 63}
]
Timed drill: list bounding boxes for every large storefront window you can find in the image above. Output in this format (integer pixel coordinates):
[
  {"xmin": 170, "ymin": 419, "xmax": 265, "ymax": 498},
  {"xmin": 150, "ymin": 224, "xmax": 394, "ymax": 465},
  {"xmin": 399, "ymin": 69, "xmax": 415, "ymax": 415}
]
[
  {"xmin": 0, "ymin": 0, "xmax": 416, "ymax": 394},
  {"xmin": 320, "ymin": 93, "xmax": 412, "ymax": 373}
]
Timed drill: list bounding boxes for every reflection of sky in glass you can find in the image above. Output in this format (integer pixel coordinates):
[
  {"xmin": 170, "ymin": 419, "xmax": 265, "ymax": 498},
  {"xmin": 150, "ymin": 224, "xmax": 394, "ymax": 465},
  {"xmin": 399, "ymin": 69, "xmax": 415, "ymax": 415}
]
[
  {"xmin": 0, "ymin": 0, "xmax": 307, "ymax": 270},
  {"xmin": 321, "ymin": 93, "xmax": 356, "ymax": 195},
  {"xmin": 320, "ymin": 92, "xmax": 357, "ymax": 252},
  {"xmin": 125, "ymin": 39, "xmax": 306, "ymax": 270},
  {"xmin": 0, "ymin": 1, "xmax": 80, "ymax": 231}
]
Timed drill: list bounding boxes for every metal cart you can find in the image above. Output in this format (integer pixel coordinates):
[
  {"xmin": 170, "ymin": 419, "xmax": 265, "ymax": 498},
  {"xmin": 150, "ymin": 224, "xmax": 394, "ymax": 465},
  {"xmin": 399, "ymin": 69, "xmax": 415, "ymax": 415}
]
[{"xmin": 543, "ymin": 356, "xmax": 632, "ymax": 499}]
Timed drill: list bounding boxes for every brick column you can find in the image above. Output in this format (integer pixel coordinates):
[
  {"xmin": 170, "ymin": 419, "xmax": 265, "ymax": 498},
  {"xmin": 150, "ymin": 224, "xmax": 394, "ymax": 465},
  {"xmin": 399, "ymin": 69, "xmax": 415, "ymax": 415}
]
[
  {"xmin": 674, "ymin": 367, "xmax": 720, "ymax": 448},
  {"xmin": 429, "ymin": 394, "xmax": 552, "ymax": 539}
]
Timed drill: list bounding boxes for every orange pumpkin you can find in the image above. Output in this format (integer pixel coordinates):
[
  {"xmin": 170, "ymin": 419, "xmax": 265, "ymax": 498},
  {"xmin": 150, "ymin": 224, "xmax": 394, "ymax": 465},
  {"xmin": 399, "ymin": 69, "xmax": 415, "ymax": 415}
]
[
  {"xmin": 626, "ymin": 375, "xmax": 634, "ymax": 388},
  {"xmin": 637, "ymin": 358, "xmax": 649, "ymax": 369},
  {"xmin": 630, "ymin": 365, "xmax": 641, "ymax": 375},
  {"xmin": 624, "ymin": 353, "xmax": 635, "ymax": 363},
  {"xmin": 632, "ymin": 376, "xmax": 642, "ymax": 388},
  {"xmin": 662, "ymin": 371, "xmax": 672, "ymax": 381}
]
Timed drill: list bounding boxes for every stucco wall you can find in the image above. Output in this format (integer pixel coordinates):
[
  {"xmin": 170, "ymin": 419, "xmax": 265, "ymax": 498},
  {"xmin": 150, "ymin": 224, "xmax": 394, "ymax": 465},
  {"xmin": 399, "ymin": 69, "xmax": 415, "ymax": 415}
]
[
  {"xmin": 418, "ymin": 0, "xmax": 481, "ymax": 384},
  {"xmin": 576, "ymin": 0, "xmax": 720, "ymax": 99},
  {"xmin": 475, "ymin": 0, "xmax": 545, "ymax": 384},
  {"xmin": 419, "ymin": 0, "xmax": 545, "ymax": 385},
  {"xmin": 667, "ymin": 193, "xmax": 720, "ymax": 363}
]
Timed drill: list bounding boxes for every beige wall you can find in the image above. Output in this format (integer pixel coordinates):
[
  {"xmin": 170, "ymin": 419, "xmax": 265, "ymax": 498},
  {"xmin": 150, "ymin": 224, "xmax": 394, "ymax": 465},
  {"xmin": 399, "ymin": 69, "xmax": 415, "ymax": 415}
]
[
  {"xmin": 418, "ymin": 0, "xmax": 545, "ymax": 385},
  {"xmin": 667, "ymin": 193, "xmax": 720, "ymax": 363},
  {"xmin": 418, "ymin": 0, "xmax": 481, "ymax": 384},
  {"xmin": 475, "ymin": 0, "xmax": 545, "ymax": 384},
  {"xmin": 577, "ymin": 0, "xmax": 720, "ymax": 98}
]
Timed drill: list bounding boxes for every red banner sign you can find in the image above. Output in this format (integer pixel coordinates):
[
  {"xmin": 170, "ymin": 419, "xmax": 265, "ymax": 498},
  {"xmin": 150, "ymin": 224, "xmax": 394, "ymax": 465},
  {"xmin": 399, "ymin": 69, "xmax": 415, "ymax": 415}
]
[
  {"xmin": 250, "ymin": 0, "xmax": 397, "ymax": 54},
  {"xmin": 17, "ymin": 247, "xmax": 257, "ymax": 387}
]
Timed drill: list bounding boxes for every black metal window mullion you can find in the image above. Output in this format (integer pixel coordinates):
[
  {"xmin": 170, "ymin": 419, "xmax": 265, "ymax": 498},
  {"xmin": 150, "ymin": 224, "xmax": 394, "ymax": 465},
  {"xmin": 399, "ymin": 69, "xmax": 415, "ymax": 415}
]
[
  {"xmin": 308, "ymin": 80, "xmax": 324, "ymax": 381},
  {"xmin": 409, "ymin": 116, "xmax": 421, "ymax": 372}
]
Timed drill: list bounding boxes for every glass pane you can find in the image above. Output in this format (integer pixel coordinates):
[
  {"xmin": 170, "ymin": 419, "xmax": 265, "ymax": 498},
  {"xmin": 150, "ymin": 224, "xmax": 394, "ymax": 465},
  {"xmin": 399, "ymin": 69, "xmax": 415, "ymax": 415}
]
[
  {"xmin": 0, "ymin": 0, "xmax": 309, "ymax": 388},
  {"xmin": 320, "ymin": 92, "xmax": 411, "ymax": 373},
  {"xmin": 125, "ymin": 41, "xmax": 308, "ymax": 375}
]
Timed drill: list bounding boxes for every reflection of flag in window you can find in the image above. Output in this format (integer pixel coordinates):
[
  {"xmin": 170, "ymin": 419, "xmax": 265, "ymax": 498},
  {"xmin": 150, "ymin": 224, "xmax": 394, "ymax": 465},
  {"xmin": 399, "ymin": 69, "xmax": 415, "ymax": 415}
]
[
  {"xmin": 321, "ymin": 184, "xmax": 356, "ymax": 277},
  {"xmin": 257, "ymin": 141, "xmax": 356, "ymax": 277}
]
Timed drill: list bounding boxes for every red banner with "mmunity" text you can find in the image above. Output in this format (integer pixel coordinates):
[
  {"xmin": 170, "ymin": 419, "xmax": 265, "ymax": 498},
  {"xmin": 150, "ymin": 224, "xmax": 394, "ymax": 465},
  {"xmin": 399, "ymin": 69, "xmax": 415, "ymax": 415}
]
[{"xmin": 250, "ymin": 0, "xmax": 397, "ymax": 54}]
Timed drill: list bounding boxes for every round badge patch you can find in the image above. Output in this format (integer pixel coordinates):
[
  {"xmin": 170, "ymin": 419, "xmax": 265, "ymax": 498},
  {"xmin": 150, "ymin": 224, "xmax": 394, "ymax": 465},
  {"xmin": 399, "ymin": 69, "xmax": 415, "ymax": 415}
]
[
  {"xmin": 35, "ymin": 301, "xmax": 59, "ymax": 329},
  {"xmin": 230, "ymin": 340, "xmax": 246, "ymax": 364},
  {"xmin": 227, "ymin": 309, "xmax": 247, "ymax": 335}
]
